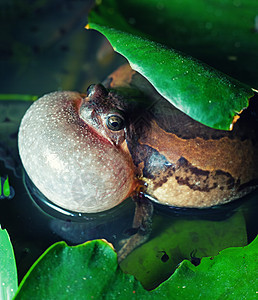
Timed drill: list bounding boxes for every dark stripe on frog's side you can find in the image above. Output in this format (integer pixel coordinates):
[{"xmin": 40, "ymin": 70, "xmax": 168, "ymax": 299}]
[
  {"xmin": 143, "ymin": 153, "xmax": 238, "ymax": 193},
  {"xmin": 146, "ymin": 153, "xmax": 258, "ymax": 196},
  {"xmin": 129, "ymin": 141, "xmax": 257, "ymax": 197},
  {"xmin": 172, "ymin": 157, "xmax": 237, "ymax": 192},
  {"xmin": 128, "ymin": 142, "xmax": 236, "ymax": 193}
]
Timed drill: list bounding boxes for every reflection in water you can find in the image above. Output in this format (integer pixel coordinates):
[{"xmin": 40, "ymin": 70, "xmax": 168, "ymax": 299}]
[{"xmin": 24, "ymin": 171, "xmax": 136, "ymax": 247}]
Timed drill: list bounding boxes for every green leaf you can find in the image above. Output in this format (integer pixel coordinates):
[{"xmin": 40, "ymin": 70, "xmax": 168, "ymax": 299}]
[
  {"xmin": 88, "ymin": 0, "xmax": 258, "ymax": 87},
  {"xmin": 14, "ymin": 240, "xmax": 146, "ymax": 300},
  {"xmin": 0, "ymin": 227, "xmax": 18, "ymax": 300},
  {"xmin": 3, "ymin": 177, "xmax": 10, "ymax": 198},
  {"xmin": 0, "ymin": 94, "xmax": 38, "ymax": 102},
  {"xmin": 156, "ymin": 235, "xmax": 258, "ymax": 299},
  {"xmin": 14, "ymin": 237, "xmax": 258, "ymax": 299},
  {"xmin": 87, "ymin": 0, "xmax": 255, "ymax": 130}
]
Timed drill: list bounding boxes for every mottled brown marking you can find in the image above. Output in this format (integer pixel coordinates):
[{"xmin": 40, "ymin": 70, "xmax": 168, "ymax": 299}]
[
  {"xmin": 150, "ymin": 156, "xmax": 237, "ymax": 193},
  {"xmin": 140, "ymin": 120, "xmax": 258, "ymax": 187}
]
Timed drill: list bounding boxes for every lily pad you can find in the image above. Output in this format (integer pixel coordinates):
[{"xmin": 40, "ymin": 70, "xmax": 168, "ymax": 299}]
[
  {"xmin": 14, "ymin": 236, "xmax": 258, "ymax": 299},
  {"xmin": 0, "ymin": 227, "xmax": 18, "ymax": 300},
  {"xmin": 87, "ymin": 0, "xmax": 255, "ymax": 130}
]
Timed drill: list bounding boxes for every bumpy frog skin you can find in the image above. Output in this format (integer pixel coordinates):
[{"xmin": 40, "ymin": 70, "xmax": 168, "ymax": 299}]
[{"xmin": 18, "ymin": 65, "xmax": 258, "ymax": 214}]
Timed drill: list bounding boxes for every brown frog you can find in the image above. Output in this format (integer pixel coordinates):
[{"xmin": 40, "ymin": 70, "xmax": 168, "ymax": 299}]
[
  {"xmin": 103, "ymin": 65, "xmax": 258, "ymax": 209},
  {"xmin": 18, "ymin": 64, "xmax": 258, "ymax": 260}
]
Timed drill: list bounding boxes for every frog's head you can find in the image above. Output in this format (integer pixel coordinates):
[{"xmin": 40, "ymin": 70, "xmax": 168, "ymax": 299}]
[
  {"xmin": 18, "ymin": 84, "xmax": 136, "ymax": 213},
  {"xmin": 80, "ymin": 83, "xmax": 128, "ymax": 146}
]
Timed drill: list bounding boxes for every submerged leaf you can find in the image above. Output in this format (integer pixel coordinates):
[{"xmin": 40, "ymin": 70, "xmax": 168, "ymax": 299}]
[
  {"xmin": 120, "ymin": 210, "xmax": 247, "ymax": 290},
  {"xmin": 87, "ymin": 0, "xmax": 255, "ymax": 130}
]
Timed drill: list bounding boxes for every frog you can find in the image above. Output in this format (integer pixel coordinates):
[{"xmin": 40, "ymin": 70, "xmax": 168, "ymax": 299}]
[{"xmin": 18, "ymin": 64, "xmax": 258, "ymax": 261}]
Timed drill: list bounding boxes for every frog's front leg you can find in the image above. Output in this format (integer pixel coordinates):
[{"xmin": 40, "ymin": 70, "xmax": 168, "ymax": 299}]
[{"xmin": 118, "ymin": 194, "xmax": 153, "ymax": 263}]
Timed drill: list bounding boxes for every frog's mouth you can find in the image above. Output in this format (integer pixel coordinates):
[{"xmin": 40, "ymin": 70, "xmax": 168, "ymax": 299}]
[{"xmin": 18, "ymin": 91, "xmax": 136, "ymax": 214}]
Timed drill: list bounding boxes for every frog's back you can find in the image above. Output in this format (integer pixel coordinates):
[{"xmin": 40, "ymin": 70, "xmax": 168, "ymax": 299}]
[{"xmin": 134, "ymin": 95, "xmax": 258, "ymax": 207}]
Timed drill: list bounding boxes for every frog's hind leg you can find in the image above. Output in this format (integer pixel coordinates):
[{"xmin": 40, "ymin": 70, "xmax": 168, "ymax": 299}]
[{"xmin": 117, "ymin": 195, "xmax": 153, "ymax": 263}]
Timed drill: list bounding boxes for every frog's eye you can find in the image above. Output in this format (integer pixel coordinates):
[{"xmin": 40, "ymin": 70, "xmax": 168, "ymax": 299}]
[{"xmin": 106, "ymin": 114, "xmax": 125, "ymax": 131}]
